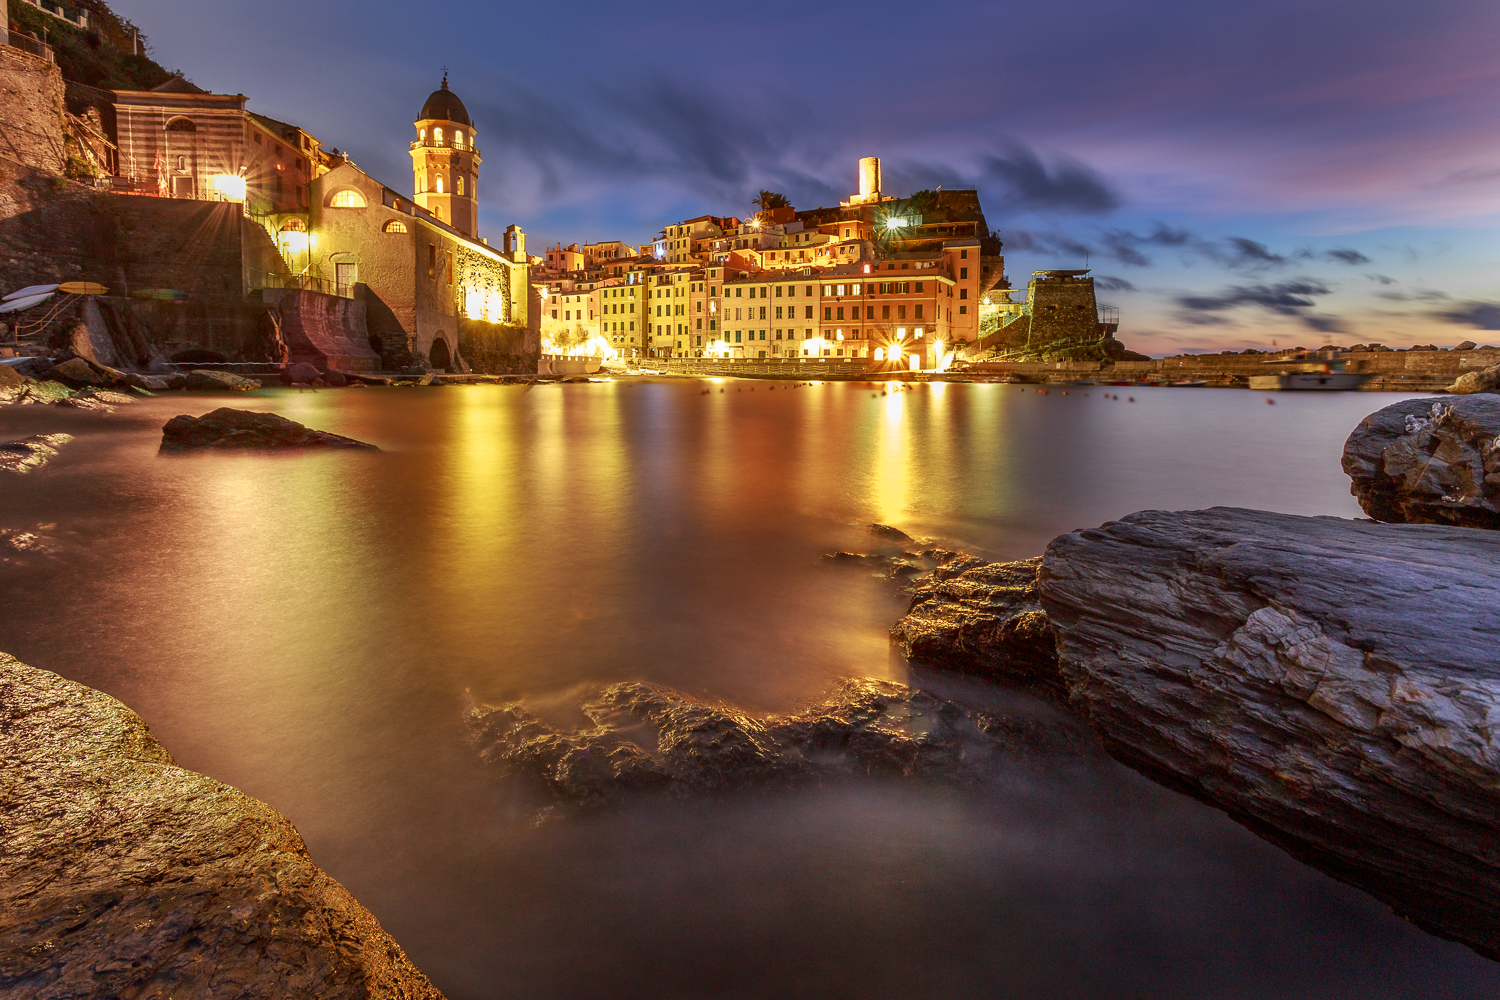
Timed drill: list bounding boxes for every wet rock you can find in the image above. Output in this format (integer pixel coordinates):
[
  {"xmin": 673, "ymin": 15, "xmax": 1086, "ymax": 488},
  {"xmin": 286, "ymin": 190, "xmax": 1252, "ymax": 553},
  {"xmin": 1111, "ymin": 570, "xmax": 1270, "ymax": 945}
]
[
  {"xmin": 185, "ymin": 369, "xmax": 261, "ymax": 392},
  {"xmin": 1446, "ymin": 362, "xmax": 1500, "ymax": 395},
  {"xmin": 0, "ymin": 365, "xmax": 23, "ymax": 390},
  {"xmin": 892, "ymin": 554, "xmax": 1062, "ymax": 697},
  {"xmin": 469, "ymin": 678, "xmax": 1090, "ymax": 811},
  {"xmin": 160, "ymin": 408, "xmax": 379, "ymax": 452},
  {"xmin": 0, "ymin": 524, "xmax": 59, "ymax": 562},
  {"xmin": 285, "ymin": 361, "xmax": 321, "ymax": 385},
  {"xmin": 323, "ymin": 371, "xmax": 348, "ymax": 387},
  {"xmin": 1342, "ymin": 396, "xmax": 1500, "ymax": 527},
  {"xmin": 0, "ymin": 653, "xmax": 447, "ymax": 999},
  {"xmin": 868, "ymin": 523, "xmax": 915, "ymax": 543},
  {"xmin": 42, "ymin": 357, "xmax": 107, "ymax": 387},
  {"xmin": 121, "ymin": 372, "xmax": 170, "ymax": 392},
  {"xmin": 54, "ymin": 395, "xmax": 112, "ymax": 412},
  {"xmin": 820, "ymin": 551, "xmax": 924, "ymax": 579},
  {"xmin": 6, "ymin": 356, "xmax": 53, "ymax": 379},
  {"xmin": 161, "ymin": 372, "xmax": 188, "ymax": 390},
  {"xmin": 1455, "ymin": 341, "xmax": 1479, "ymax": 352},
  {"xmin": 1039, "ymin": 507, "xmax": 1500, "ymax": 960},
  {"xmin": 79, "ymin": 389, "xmax": 135, "ymax": 405},
  {"xmin": 0, "ymin": 433, "xmax": 71, "ymax": 474},
  {"xmin": 12, "ymin": 380, "xmax": 74, "ymax": 405}
]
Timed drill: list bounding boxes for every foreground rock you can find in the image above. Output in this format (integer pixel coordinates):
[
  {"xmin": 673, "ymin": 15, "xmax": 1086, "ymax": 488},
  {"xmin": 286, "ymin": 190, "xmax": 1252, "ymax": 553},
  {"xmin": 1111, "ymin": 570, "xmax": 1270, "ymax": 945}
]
[
  {"xmin": 469, "ymin": 678, "xmax": 1091, "ymax": 811},
  {"xmin": 891, "ymin": 553, "xmax": 1062, "ymax": 697},
  {"xmin": 160, "ymin": 408, "xmax": 379, "ymax": 452},
  {"xmin": 1446, "ymin": 362, "xmax": 1500, "ymax": 394},
  {"xmin": 0, "ymin": 433, "xmax": 72, "ymax": 474},
  {"xmin": 1039, "ymin": 507, "xmax": 1500, "ymax": 959},
  {"xmin": 1342, "ymin": 395, "xmax": 1500, "ymax": 527},
  {"xmin": 0, "ymin": 653, "xmax": 445, "ymax": 999}
]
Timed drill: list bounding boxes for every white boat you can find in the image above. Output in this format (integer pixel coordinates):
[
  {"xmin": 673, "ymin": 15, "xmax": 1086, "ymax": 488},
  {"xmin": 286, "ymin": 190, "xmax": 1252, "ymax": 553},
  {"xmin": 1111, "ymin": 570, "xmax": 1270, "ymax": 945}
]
[
  {"xmin": 0, "ymin": 291, "xmax": 55, "ymax": 314},
  {"xmin": 1249, "ymin": 351, "xmax": 1369, "ymax": 391},
  {"xmin": 2, "ymin": 283, "xmax": 59, "ymax": 302},
  {"xmin": 1248, "ymin": 372, "xmax": 1369, "ymax": 390}
]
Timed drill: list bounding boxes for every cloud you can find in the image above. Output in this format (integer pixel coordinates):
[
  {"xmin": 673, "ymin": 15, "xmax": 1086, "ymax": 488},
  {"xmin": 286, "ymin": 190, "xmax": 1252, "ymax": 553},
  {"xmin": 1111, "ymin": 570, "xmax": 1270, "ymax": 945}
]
[
  {"xmin": 1375, "ymin": 288, "xmax": 1449, "ymax": 302},
  {"xmin": 1222, "ymin": 238, "xmax": 1286, "ymax": 267},
  {"xmin": 885, "ymin": 144, "xmax": 1120, "ymax": 217},
  {"xmin": 1093, "ymin": 275, "xmax": 1138, "ymax": 291},
  {"xmin": 1323, "ymin": 248, "xmax": 1371, "ymax": 265},
  {"xmin": 1436, "ymin": 301, "xmax": 1500, "ymax": 329},
  {"xmin": 1367, "ymin": 273, "xmax": 1397, "ymax": 284},
  {"xmin": 1176, "ymin": 279, "xmax": 1344, "ymax": 331}
]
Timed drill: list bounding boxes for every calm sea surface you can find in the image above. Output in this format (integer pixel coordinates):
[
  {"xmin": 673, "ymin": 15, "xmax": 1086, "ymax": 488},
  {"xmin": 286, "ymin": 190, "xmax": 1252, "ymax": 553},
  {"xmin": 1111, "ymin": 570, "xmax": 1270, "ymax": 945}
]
[{"xmin": 2, "ymin": 380, "xmax": 1494, "ymax": 998}]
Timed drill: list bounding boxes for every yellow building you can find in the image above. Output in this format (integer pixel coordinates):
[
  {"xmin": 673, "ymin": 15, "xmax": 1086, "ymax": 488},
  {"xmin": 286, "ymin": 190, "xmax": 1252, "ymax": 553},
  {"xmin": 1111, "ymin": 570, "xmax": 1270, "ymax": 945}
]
[{"xmin": 410, "ymin": 75, "xmax": 480, "ymax": 236}]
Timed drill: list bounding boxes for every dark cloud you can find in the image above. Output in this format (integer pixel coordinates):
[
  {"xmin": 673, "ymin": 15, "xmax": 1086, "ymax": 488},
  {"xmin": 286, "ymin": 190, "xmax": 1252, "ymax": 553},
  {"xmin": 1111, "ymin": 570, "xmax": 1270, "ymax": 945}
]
[
  {"xmin": 1222, "ymin": 238, "xmax": 1286, "ymax": 268},
  {"xmin": 1375, "ymin": 288, "xmax": 1448, "ymax": 302},
  {"xmin": 998, "ymin": 228, "xmax": 1093, "ymax": 260},
  {"xmin": 884, "ymin": 145, "xmax": 1120, "ymax": 218},
  {"xmin": 1436, "ymin": 301, "xmax": 1500, "ymax": 330},
  {"xmin": 1367, "ymin": 274, "xmax": 1397, "ymax": 284},
  {"xmin": 1177, "ymin": 279, "xmax": 1343, "ymax": 331},
  {"xmin": 1324, "ymin": 248, "xmax": 1371, "ymax": 265},
  {"xmin": 1094, "ymin": 275, "xmax": 1138, "ymax": 292}
]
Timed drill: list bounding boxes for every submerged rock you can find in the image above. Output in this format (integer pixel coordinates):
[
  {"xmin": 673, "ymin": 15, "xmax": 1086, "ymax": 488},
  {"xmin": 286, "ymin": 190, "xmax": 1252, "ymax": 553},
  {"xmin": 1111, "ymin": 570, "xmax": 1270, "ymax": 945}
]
[
  {"xmin": 160, "ymin": 408, "xmax": 379, "ymax": 452},
  {"xmin": 469, "ymin": 678, "xmax": 1090, "ymax": 811},
  {"xmin": 892, "ymin": 554, "xmax": 1062, "ymax": 697},
  {"xmin": 185, "ymin": 369, "xmax": 261, "ymax": 392},
  {"xmin": 1039, "ymin": 507, "xmax": 1500, "ymax": 960},
  {"xmin": 0, "ymin": 433, "xmax": 71, "ymax": 474},
  {"xmin": 0, "ymin": 653, "xmax": 446, "ymax": 999},
  {"xmin": 868, "ymin": 523, "xmax": 915, "ymax": 543},
  {"xmin": 1342, "ymin": 396, "xmax": 1500, "ymax": 527}
]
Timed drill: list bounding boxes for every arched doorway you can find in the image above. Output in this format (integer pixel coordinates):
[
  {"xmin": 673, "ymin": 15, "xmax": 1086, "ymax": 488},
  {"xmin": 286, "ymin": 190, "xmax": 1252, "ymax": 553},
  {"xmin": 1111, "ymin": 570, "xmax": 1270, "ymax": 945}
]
[{"xmin": 429, "ymin": 337, "xmax": 451, "ymax": 372}]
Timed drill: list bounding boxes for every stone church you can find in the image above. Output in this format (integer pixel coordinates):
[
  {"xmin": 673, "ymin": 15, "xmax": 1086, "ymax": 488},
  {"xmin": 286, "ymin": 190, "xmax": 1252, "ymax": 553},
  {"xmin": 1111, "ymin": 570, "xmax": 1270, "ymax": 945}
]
[{"xmin": 259, "ymin": 75, "xmax": 532, "ymax": 372}]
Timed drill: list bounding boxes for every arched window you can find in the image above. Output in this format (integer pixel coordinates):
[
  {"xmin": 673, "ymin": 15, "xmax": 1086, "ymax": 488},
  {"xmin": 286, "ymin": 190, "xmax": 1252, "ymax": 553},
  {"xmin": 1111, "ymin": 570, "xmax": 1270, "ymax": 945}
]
[
  {"xmin": 279, "ymin": 218, "xmax": 306, "ymax": 232},
  {"xmin": 165, "ymin": 116, "xmax": 196, "ymax": 132},
  {"xmin": 435, "ymin": 175, "xmax": 444, "ymax": 194},
  {"xmin": 455, "ymin": 130, "xmax": 464, "ymax": 147},
  {"xmin": 419, "ymin": 128, "xmax": 426, "ymax": 142},
  {"xmin": 456, "ymin": 175, "xmax": 464, "ymax": 196},
  {"xmin": 384, "ymin": 220, "xmax": 408, "ymax": 233},
  {"xmin": 175, "ymin": 155, "xmax": 185, "ymax": 171},
  {"xmin": 433, "ymin": 127, "xmax": 443, "ymax": 144},
  {"xmin": 329, "ymin": 189, "xmax": 367, "ymax": 208}
]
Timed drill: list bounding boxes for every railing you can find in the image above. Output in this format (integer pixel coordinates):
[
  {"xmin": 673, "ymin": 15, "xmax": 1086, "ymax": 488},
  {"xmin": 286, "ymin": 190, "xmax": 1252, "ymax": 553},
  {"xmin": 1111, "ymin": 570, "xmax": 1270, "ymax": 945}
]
[
  {"xmin": 409, "ymin": 140, "xmax": 475, "ymax": 152},
  {"xmin": 246, "ymin": 269, "xmax": 353, "ymax": 299},
  {"xmin": 7, "ymin": 33, "xmax": 55, "ymax": 62}
]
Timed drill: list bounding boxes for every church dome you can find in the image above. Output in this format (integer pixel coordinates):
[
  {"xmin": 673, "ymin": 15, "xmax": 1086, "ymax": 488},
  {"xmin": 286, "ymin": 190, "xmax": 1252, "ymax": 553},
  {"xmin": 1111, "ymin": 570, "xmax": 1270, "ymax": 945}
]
[{"xmin": 419, "ymin": 76, "xmax": 471, "ymax": 127}]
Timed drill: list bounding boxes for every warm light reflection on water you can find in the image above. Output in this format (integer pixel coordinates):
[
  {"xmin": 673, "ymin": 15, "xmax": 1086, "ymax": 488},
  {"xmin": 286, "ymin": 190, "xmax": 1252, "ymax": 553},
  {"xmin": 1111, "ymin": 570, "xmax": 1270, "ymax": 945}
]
[{"xmin": 0, "ymin": 382, "xmax": 1494, "ymax": 999}]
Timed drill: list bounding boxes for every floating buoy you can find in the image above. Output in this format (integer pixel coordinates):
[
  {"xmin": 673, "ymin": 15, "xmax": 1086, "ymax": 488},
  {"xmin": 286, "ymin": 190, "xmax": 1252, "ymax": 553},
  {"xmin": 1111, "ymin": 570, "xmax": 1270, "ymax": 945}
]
[
  {"xmin": 1128, "ymin": 397, "xmax": 1135, "ymax": 402},
  {"xmin": 1266, "ymin": 398, "xmax": 1276, "ymax": 404}
]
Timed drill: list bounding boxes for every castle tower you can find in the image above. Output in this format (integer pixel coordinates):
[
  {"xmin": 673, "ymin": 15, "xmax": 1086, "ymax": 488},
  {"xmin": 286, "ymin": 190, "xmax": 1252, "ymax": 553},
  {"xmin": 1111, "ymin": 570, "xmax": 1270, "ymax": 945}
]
[{"xmin": 411, "ymin": 74, "xmax": 480, "ymax": 237}]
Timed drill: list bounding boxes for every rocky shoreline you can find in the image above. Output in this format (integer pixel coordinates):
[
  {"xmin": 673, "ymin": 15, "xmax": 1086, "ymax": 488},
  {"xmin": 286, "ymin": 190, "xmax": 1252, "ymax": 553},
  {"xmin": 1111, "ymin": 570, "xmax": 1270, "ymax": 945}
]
[{"xmin": 0, "ymin": 654, "xmax": 445, "ymax": 999}]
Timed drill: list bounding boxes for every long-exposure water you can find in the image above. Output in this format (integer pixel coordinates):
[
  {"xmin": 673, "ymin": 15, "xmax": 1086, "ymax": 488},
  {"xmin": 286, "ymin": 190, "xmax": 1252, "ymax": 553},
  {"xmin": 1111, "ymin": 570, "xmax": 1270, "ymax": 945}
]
[{"xmin": 2, "ymin": 379, "xmax": 1495, "ymax": 998}]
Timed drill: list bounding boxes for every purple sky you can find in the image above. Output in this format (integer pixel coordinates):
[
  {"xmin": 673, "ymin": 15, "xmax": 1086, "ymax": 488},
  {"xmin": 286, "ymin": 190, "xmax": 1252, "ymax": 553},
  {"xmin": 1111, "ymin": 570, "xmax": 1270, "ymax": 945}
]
[{"xmin": 121, "ymin": 0, "xmax": 1500, "ymax": 355}]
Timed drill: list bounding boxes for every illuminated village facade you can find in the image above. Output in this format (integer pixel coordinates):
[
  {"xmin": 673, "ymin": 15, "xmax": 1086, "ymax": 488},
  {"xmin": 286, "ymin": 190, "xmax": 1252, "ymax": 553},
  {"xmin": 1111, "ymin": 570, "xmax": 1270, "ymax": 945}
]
[{"xmin": 533, "ymin": 156, "xmax": 1015, "ymax": 371}]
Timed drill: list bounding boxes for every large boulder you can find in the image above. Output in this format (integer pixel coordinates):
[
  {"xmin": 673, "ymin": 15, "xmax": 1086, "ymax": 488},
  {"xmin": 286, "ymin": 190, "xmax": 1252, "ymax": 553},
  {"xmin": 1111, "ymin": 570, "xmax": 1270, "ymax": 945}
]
[
  {"xmin": 1446, "ymin": 362, "xmax": 1500, "ymax": 394},
  {"xmin": 285, "ymin": 361, "xmax": 321, "ymax": 385},
  {"xmin": 185, "ymin": 370, "xmax": 261, "ymax": 392},
  {"xmin": 0, "ymin": 365, "xmax": 24, "ymax": 390},
  {"xmin": 1342, "ymin": 396, "xmax": 1500, "ymax": 527},
  {"xmin": 0, "ymin": 653, "xmax": 446, "ymax": 999},
  {"xmin": 890, "ymin": 554, "xmax": 1062, "ymax": 697},
  {"xmin": 160, "ymin": 408, "xmax": 379, "ymax": 452},
  {"xmin": 40, "ymin": 357, "xmax": 104, "ymax": 387},
  {"xmin": 0, "ymin": 433, "xmax": 72, "ymax": 474},
  {"xmin": 1038, "ymin": 507, "xmax": 1500, "ymax": 959}
]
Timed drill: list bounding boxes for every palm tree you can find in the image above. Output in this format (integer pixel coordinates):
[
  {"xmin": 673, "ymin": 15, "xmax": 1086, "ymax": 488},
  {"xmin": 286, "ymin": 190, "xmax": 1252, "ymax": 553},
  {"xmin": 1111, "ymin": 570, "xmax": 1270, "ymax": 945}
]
[{"xmin": 752, "ymin": 190, "xmax": 791, "ymax": 211}]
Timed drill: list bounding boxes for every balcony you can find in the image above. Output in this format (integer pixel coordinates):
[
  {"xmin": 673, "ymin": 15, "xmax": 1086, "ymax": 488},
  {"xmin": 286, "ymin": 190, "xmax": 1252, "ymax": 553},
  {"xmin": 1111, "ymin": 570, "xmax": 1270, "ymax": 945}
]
[{"xmin": 410, "ymin": 139, "xmax": 476, "ymax": 153}]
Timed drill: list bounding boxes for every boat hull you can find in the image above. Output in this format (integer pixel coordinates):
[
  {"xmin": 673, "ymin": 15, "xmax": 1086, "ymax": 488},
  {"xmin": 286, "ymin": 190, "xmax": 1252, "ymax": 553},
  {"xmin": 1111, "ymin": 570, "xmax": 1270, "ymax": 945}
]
[{"xmin": 1248, "ymin": 372, "xmax": 1369, "ymax": 391}]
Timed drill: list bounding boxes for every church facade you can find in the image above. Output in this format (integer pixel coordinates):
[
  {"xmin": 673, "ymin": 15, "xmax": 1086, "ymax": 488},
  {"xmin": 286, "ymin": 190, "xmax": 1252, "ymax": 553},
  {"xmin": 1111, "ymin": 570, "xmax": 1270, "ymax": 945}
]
[{"xmin": 269, "ymin": 77, "xmax": 532, "ymax": 371}]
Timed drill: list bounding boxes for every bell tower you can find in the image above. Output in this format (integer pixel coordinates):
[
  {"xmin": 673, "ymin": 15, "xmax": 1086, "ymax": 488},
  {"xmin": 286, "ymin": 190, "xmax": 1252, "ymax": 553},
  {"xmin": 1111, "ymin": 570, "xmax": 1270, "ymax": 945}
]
[{"xmin": 412, "ymin": 73, "xmax": 480, "ymax": 237}]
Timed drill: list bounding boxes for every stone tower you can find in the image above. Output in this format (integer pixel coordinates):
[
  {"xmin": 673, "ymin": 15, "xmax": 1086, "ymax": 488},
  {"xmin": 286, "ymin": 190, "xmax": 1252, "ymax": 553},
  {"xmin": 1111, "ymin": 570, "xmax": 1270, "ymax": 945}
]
[{"xmin": 411, "ymin": 74, "xmax": 480, "ymax": 237}]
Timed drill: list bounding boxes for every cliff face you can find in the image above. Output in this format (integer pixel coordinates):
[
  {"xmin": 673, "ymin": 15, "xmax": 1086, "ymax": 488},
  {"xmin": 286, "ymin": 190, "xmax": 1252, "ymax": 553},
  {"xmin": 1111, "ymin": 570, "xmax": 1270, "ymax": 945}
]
[{"xmin": 0, "ymin": 653, "xmax": 446, "ymax": 1000}]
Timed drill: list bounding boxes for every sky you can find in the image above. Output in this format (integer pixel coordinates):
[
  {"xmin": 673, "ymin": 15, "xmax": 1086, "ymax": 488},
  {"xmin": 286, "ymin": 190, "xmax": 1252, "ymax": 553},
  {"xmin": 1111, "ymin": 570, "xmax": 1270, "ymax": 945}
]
[{"xmin": 118, "ymin": 0, "xmax": 1500, "ymax": 355}]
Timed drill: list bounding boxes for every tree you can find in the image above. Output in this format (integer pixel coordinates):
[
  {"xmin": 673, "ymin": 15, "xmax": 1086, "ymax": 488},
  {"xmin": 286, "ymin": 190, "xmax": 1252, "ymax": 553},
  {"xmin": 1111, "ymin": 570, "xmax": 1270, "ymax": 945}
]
[{"xmin": 752, "ymin": 190, "xmax": 790, "ymax": 211}]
